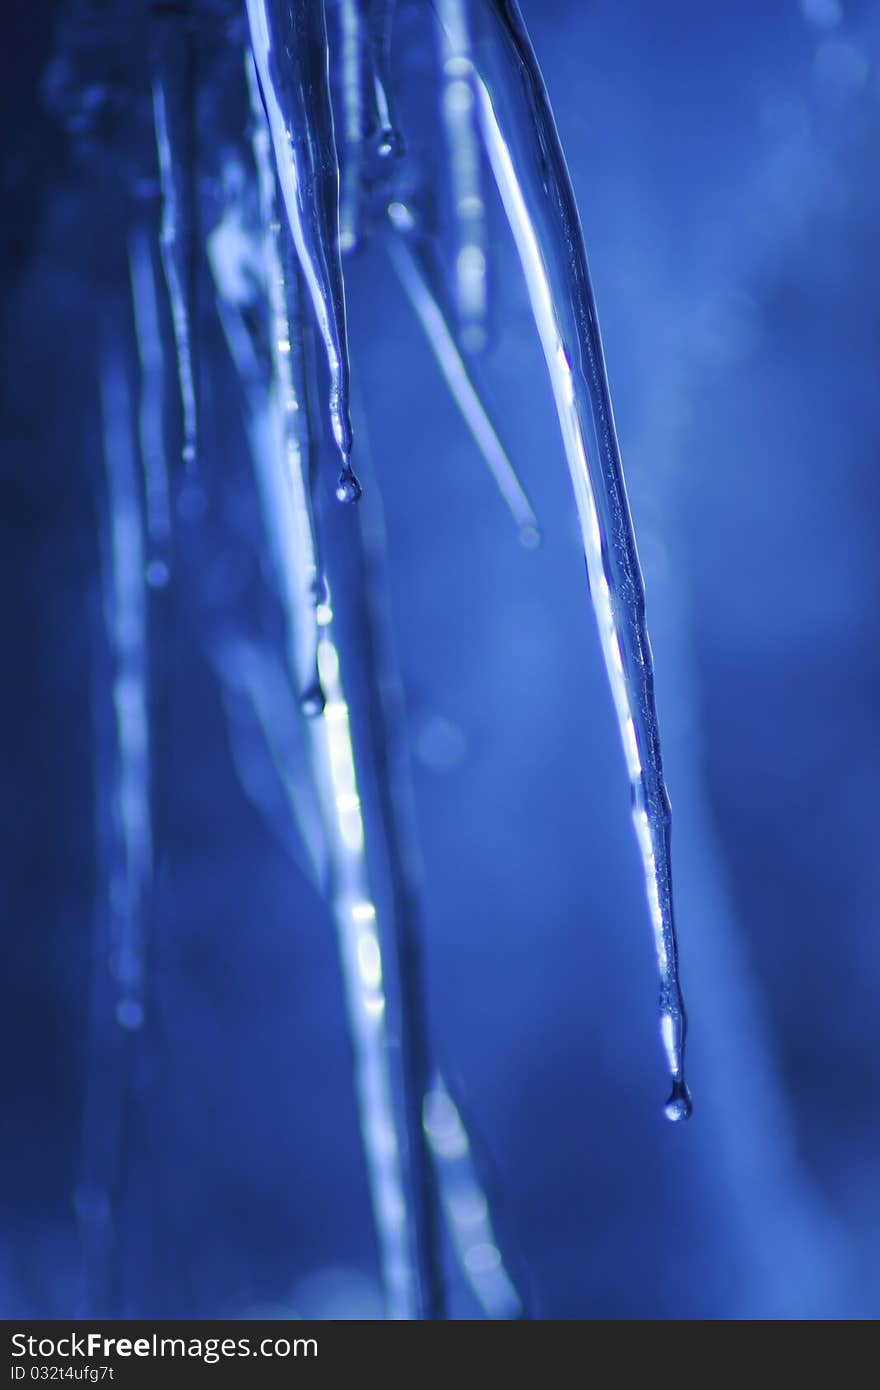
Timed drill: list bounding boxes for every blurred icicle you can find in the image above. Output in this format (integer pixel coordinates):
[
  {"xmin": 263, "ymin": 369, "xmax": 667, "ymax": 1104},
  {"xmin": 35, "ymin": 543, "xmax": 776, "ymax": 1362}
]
[
  {"xmin": 204, "ymin": 62, "xmax": 440, "ymax": 1318},
  {"xmin": 334, "ymin": 0, "xmax": 369, "ymax": 252},
  {"xmin": 329, "ymin": 0, "xmax": 402, "ymax": 252},
  {"xmin": 128, "ymin": 223, "xmax": 172, "ymax": 587},
  {"xmin": 435, "ymin": 0, "xmax": 489, "ymax": 350},
  {"xmin": 245, "ymin": 0, "xmax": 361, "ymax": 503},
  {"xmin": 363, "ymin": 0, "xmax": 402, "ymax": 158},
  {"xmin": 423, "ymin": 1079, "xmax": 522, "ymax": 1319},
  {"xmin": 78, "ymin": 315, "xmax": 152, "ymax": 1315},
  {"xmin": 98, "ymin": 340, "xmax": 152, "ymax": 1033},
  {"xmin": 204, "ymin": 55, "xmax": 525, "ymax": 1318},
  {"xmin": 206, "ymin": 147, "xmax": 328, "ymax": 889},
  {"xmin": 465, "ymin": 0, "xmax": 690, "ymax": 1118},
  {"xmin": 151, "ymin": 12, "xmax": 200, "ymax": 470},
  {"xmin": 384, "ymin": 206, "xmax": 538, "ymax": 543}
]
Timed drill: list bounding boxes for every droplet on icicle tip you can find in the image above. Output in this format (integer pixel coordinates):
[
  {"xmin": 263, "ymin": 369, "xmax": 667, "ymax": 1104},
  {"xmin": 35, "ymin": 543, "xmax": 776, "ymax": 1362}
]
[
  {"xmin": 664, "ymin": 1079, "xmax": 693, "ymax": 1123},
  {"xmin": 336, "ymin": 465, "xmax": 363, "ymax": 505},
  {"xmin": 376, "ymin": 125, "xmax": 404, "ymax": 160},
  {"xmin": 300, "ymin": 676, "xmax": 327, "ymax": 719}
]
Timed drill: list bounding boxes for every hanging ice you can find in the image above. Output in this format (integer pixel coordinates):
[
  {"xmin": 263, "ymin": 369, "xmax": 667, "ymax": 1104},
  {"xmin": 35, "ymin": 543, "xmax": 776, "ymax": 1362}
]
[
  {"xmin": 151, "ymin": 14, "xmax": 200, "ymax": 470},
  {"xmin": 245, "ymin": 0, "xmax": 362, "ymax": 503},
  {"xmin": 463, "ymin": 0, "xmax": 690, "ymax": 1117},
  {"xmin": 54, "ymin": 0, "xmax": 696, "ymax": 1327}
]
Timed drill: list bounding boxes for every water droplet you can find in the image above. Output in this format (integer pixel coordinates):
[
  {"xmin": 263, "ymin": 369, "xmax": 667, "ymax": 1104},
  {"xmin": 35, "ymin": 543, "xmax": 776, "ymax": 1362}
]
[
  {"xmin": 376, "ymin": 125, "xmax": 403, "ymax": 160},
  {"xmin": 519, "ymin": 524, "xmax": 541, "ymax": 550},
  {"xmin": 300, "ymin": 677, "xmax": 326, "ymax": 719},
  {"xmin": 664, "ymin": 1080, "xmax": 692, "ymax": 1123},
  {"xmin": 336, "ymin": 466, "xmax": 362, "ymax": 505}
]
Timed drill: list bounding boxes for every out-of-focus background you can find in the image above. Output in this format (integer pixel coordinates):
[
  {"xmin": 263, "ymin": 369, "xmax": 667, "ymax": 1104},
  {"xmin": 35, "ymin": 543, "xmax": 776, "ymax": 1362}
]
[{"xmin": 2, "ymin": 0, "xmax": 879, "ymax": 1319}]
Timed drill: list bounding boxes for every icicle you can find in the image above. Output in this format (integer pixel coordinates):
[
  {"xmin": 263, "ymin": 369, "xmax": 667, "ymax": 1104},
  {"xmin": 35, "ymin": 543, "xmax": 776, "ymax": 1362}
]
[
  {"xmin": 435, "ymin": 0, "xmax": 489, "ymax": 350},
  {"xmin": 314, "ymin": 607, "xmax": 439, "ymax": 1319},
  {"xmin": 248, "ymin": 55, "xmax": 329, "ymax": 721},
  {"xmin": 77, "ymin": 317, "xmax": 152, "ymax": 1315},
  {"xmin": 208, "ymin": 82, "xmax": 523, "ymax": 1314},
  {"xmin": 245, "ymin": 0, "xmax": 361, "ymax": 504},
  {"xmin": 363, "ymin": 0, "xmax": 402, "ymax": 159},
  {"xmin": 334, "ymin": 0, "xmax": 369, "ymax": 253},
  {"xmin": 99, "ymin": 342, "xmax": 152, "ymax": 1031},
  {"xmin": 208, "ymin": 65, "xmax": 437, "ymax": 1317},
  {"xmin": 423, "ymin": 1079, "xmax": 522, "ymax": 1319},
  {"xmin": 205, "ymin": 150, "xmax": 330, "ymax": 885},
  {"xmin": 385, "ymin": 202, "xmax": 538, "ymax": 543},
  {"xmin": 151, "ymin": 16, "xmax": 199, "ymax": 470},
  {"xmin": 466, "ymin": 0, "xmax": 690, "ymax": 1118},
  {"xmin": 128, "ymin": 223, "xmax": 171, "ymax": 588}
]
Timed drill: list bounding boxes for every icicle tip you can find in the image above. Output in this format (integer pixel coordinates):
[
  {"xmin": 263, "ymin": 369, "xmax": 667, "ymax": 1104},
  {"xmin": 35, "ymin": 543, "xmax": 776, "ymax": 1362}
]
[
  {"xmin": 664, "ymin": 1078, "xmax": 692, "ymax": 1123},
  {"xmin": 336, "ymin": 464, "xmax": 363, "ymax": 504}
]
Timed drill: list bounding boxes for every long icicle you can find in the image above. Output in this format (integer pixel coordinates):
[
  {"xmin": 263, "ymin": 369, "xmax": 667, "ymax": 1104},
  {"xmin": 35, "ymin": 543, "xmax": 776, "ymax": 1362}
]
[
  {"xmin": 128, "ymin": 221, "xmax": 173, "ymax": 589},
  {"xmin": 245, "ymin": 0, "xmax": 362, "ymax": 503},
  {"xmin": 78, "ymin": 314, "xmax": 152, "ymax": 1315},
  {"xmin": 97, "ymin": 334, "xmax": 153, "ymax": 1040},
  {"xmin": 209, "ymin": 121, "xmax": 524, "ymax": 1316},
  {"xmin": 151, "ymin": 12, "xmax": 199, "ymax": 470},
  {"xmin": 238, "ymin": 61, "xmax": 441, "ymax": 1316},
  {"xmin": 467, "ymin": 0, "xmax": 690, "ymax": 1118}
]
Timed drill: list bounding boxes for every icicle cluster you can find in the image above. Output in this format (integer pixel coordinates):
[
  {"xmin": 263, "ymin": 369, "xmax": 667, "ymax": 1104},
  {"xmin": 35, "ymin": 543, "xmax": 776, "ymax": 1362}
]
[{"xmin": 51, "ymin": 0, "xmax": 690, "ymax": 1321}]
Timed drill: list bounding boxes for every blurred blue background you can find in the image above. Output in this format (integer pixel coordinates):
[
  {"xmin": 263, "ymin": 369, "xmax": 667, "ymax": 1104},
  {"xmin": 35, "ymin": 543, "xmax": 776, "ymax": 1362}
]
[{"xmin": 2, "ymin": 0, "xmax": 879, "ymax": 1319}]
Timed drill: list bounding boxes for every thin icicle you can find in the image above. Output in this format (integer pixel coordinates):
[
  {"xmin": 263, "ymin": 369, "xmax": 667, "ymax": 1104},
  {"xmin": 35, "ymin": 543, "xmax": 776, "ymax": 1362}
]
[
  {"xmin": 248, "ymin": 54, "xmax": 328, "ymax": 719},
  {"xmin": 435, "ymin": 0, "xmax": 489, "ymax": 350},
  {"xmin": 99, "ymin": 345, "xmax": 152, "ymax": 1031},
  {"xmin": 208, "ymin": 71, "xmax": 435, "ymax": 1317},
  {"xmin": 210, "ymin": 124, "xmax": 523, "ymax": 1315},
  {"xmin": 313, "ymin": 609, "xmax": 435, "ymax": 1319},
  {"xmin": 128, "ymin": 223, "xmax": 171, "ymax": 588},
  {"xmin": 246, "ymin": 40, "xmax": 524, "ymax": 1315},
  {"xmin": 363, "ymin": 0, "xmax": 402, "ymax": 158},
  {"xmin": 423, "ymin": 1079, "xmax": 522, "ymax": 1319},
  {"xmin": 151, "ymin": 22, "xmax": 199, "ymax": 471},
  {"xmin": 385, "ymin": 204, "xmax": 538, "ymax": 543},
  {"xmin": 77, "ymin": 322, "xmax": 152, "ymax": 1316},
  {"xmin": 245, "ymin": 0, "xmax": 361, "ymax": 504},
  {"xmin": 467, "ymin": 0, "xmax": 690, "ymax": 1118},
  {"xmin": 335, "ymin": 0, "xmax": 369, "ymax": 253}
]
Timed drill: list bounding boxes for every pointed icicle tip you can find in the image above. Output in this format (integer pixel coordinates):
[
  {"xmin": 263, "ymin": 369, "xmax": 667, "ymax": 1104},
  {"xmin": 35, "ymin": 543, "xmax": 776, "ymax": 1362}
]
[
  {"xmin": 336, "ymin": 465, "xmax": 363, "ymax": 505},
  {"xmin": 664, "ymin": 1079, "xmax": 693, "ymax": 1123}
]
